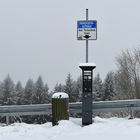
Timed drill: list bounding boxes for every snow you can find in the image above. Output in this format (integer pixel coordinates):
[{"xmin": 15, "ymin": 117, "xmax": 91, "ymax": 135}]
[
  {"xmin": 52, "ymin": 92, "xmax": 69, "ymax": 98},
  {"xmin": 1, "ymin": 117, "xmax": 140, "ymax": 140},
  {"xmin": 79, "ymin": 63, "xmax": 96, "ymax": 67}
]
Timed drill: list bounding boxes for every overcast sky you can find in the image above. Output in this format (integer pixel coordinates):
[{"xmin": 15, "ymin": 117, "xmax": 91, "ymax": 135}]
[{"xmin": 0, "ymin": 0, "xmax": 140, "ymax": 89}]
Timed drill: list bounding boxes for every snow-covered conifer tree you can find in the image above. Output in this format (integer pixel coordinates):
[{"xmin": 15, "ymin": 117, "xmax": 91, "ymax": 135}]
[
  {"xmin": 1, "ymin": 75, "xmax": 15, "ymax": 105},
  {"xmin": 103, "ymin": 72, "xmax": 116, "ymax": 100},
  {"xmin": 24, "ymin": 79, "xmax": 34, "ymax": 104},
  {"xmin": 74, "ymin": 76, "xmax": 82, "ymax": 102},
  {"xmin": 43, "ymin": 83, "xmax": 50, "ymax": 103},
  {"xmin": 15, "ymin": 81, "xmax": 24, "ymax": 104},
  {"xmin": 33, "ymin": 76, "xmax": 44, "ymax": 104},
  {"xmin": 93, "ymin": 74, "xmax": 104, "ymax": 101},
  {"xmin": 64, "ymin": 73, "xmax": 76, "ymax": 102},
  {"xmin": 53, "ymin": 83, "xmax": 64, "ymax": 93}
]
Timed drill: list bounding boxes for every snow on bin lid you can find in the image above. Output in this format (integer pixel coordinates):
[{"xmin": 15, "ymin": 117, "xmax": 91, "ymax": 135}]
[
  {"xmin": 79, "ymin": 63, "xmax": 96, "ymax": 67},
  {"xmin": 52, "ymin": 92, "xmax": 69, "ymax": 98}
]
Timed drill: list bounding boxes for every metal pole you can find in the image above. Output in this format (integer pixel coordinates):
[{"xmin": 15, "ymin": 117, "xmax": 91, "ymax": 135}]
[{"xmin": 86, "ymin": 9, "xmax": 88, "ymax": 63}]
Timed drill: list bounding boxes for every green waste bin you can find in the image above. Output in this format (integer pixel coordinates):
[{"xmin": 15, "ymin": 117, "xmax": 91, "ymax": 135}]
[{"xmin": 52, "ymin": 92, "xmax": 69, "ymax": 126}]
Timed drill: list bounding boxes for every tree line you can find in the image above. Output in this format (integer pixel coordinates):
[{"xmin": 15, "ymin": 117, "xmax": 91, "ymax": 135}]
[
  {"xmin": 0, "ymin": 48, "xmax": 140, "ymax": 105},
  {"xmin": 54, "ymin": 48, "xmax": 140, "ymax": 102},
  {"xmin": 0, "ymin": 48, "xmax": 140, "ymax": 122},
  {"xmin": 0, "ymin": 76, "xmax": 50, "ymax": 105},
  {"xmin": 0, "ymin": 74, "xmax": 82, "ymax": 105}
]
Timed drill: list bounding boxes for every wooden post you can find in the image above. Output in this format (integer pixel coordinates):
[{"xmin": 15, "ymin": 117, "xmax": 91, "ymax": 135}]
[{"xmin": 52, "ymin": 92, "xmax": 69, "ymax": 126}]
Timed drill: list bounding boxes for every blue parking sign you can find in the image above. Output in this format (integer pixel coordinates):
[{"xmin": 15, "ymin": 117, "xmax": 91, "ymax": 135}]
[
  {"xmin": 77, "ymin": 21, "xmax": 97, "ymax": 28},
  {"xmin": 77, "ymin": 20, "xmax": 97, "ymax": 40}
]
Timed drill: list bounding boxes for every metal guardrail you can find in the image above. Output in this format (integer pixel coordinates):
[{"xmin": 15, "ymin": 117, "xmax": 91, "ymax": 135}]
[
  {"xmin": 92, "ymin": 99, "xmax": 140, "ymax": 112},
  {"xmin": 70, "ymin": 99, "xmax": 140, "ymax": 113},
  {"xmin": 1, "ymin": 99, "xmax": 140, "ymax": 124},
  {"xmin": 1, "ymin": 99, "xmax": 140, "ymax": 117},
  {"xmin": 0, "ymin": 104, "xmax": 51, "ymax": 116}
]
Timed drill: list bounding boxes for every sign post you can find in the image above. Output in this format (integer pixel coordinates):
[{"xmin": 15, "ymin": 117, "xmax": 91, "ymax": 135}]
[
  {"xmin": 77, "ymin": 9, "xmax": 97, "ymax": 62},
  {"xmin": 86, "ymin": 9, "xmax": 88, "ymax": 63},
  {"xmin": 77, "ymin": 9, "xmax": 97, "ymax": 125}
]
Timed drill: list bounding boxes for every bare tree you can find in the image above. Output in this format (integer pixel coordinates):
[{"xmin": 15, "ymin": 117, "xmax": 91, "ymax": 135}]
[{"xmin": 116, "ymin": 48, "xmax": 140, "ymax": 99}]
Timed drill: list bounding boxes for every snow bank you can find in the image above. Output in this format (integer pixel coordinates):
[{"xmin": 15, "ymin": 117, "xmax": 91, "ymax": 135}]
[
  {"xmin": 52, "ymin": 92, "xmax": 69, "ymax": 98},
  {"xmin": 1, "ymin": 117, "xmax": 140, "ymax": 140}
]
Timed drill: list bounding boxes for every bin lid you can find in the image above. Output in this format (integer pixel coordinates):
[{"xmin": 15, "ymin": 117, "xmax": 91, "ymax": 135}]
[{"xmin": 52, "ymin": 92, "xmax": 69, "ymax": 98}]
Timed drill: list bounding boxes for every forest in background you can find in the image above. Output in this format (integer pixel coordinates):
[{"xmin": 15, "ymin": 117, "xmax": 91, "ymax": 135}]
[{"xmin": 0, "ymin": 48, "xmax": 140, "ymax": 123}]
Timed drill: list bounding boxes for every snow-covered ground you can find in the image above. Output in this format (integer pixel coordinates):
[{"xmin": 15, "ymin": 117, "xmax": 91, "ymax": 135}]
[{"xmin": 0, "ymin": 117, "xmax": 140, "ymax": 140}]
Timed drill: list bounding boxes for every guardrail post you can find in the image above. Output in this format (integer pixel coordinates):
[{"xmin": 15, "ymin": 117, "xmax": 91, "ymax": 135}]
[
  {"xmin": 6, "ymin": 116, "xmax": 9, "ymax": 125},
  {"xmin": 129, "ymin": 108, "xmax": 134, "ymax": 119},
  {"xmin": 52, "ymin": 92, "xmax": 69, "ymax": 126}
]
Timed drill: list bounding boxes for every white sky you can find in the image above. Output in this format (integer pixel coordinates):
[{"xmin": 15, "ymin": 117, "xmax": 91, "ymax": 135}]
[{"xmin": 0, "ymin": 0, "xmax": 140, "ymax": 89}]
